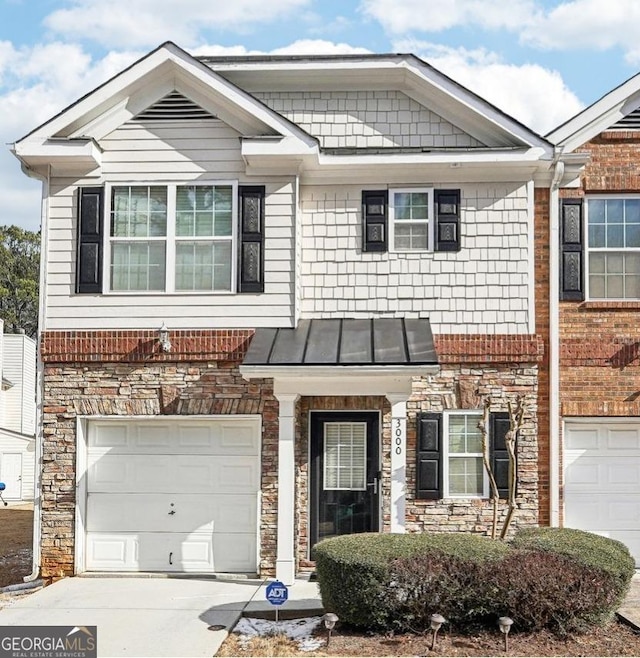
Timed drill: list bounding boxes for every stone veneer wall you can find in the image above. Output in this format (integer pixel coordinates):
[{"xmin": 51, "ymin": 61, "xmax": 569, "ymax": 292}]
[
  {"xmin": 294, "ymin": 364, "xmax": 539, "ymax": 568},
  {"xmin": 40, "ymin": 358, "xmax": 278, "ymax": 580},
  {"xmin": 39, "ymin": 330, "xmax": 542, "ymax": 579}
]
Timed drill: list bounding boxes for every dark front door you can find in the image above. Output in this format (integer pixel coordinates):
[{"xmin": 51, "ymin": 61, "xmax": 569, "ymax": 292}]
[{"xmin": 310, "ymin": 412, "xmax": 380, "ymax": 549}]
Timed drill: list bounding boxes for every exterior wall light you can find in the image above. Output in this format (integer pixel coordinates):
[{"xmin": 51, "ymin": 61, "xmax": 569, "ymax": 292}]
[
  {"xmin": 498, "ymin": 616, "xmax": 514, "ymax": 652},
  {"xmin": 158, "ymin": 322, "xmax": 172, "ymax": 353},
  {"xmin": 322, "ymin": 613, "xmax": 339, "ymax": 646},
  {"xmin": 430, "ymin": 613, "xmax": 447, "ymax": 650}
]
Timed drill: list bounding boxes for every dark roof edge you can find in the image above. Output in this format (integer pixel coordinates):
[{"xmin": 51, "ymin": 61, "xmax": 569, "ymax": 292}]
[{"xmin": 198, "ymin": 53, "xmax": 407, "ymax": 64}]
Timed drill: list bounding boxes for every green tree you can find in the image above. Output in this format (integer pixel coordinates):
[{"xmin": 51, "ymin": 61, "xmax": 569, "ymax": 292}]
[{"xmin": 0, "ymin": 226, "xmax": 40, "ymax": 338}]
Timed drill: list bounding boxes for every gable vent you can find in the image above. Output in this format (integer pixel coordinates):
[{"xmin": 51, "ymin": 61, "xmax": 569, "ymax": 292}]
[
  {"xmin": 611, "ymin": 106, "xmax": 640, "ymax": 130},
  {"xmin": 133, "ymin": 91, "xmax": 217, "ymax": 121}
]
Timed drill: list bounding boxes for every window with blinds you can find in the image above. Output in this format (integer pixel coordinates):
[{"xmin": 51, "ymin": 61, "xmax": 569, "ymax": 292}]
[{"xmin": 323, "ymin": 422, "xmax": 367, "ymax": 491}]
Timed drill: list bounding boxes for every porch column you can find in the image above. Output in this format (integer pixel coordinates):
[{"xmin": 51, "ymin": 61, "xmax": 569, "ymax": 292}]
[
  {"xmin": 274, "ymin": 392, "xmax": 299, "ymax": 585},
  {"xmin": 387, "ymin": 394, "xmax": 410, "ymax": 533}
]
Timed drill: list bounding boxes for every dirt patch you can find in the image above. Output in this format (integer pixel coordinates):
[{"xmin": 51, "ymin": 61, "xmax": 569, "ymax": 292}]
[
  {"xmin": 0, "ymin": 507, "xmax": 33, "ymax": 588},
  {"xmin": 218, "ymin": 619, "xmax": 640, "ymax": 657}
]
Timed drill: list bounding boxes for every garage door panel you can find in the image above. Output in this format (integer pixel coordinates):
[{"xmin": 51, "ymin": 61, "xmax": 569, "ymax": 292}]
[
  {"xmin": 213, "ymin": 534, "xmax": 257, "ymax": 573},
  {"xmin": 85, "ymin": 418, "xmax": 260, "ymax": 574},
  {"xmin": 565, "ymin": 421, "xmax": 640, "ymax": 567},
  {"xmin": 565, "ymin": 428, "xmax": 599, "ymax": 451},
  {"xmin": 87, "ymin": 454, "xmax": 259, "ymax": 493},
  {"xmin": 87, "ymin": 493, "xmax": 257, "ymax": 534},
  {"xmin": 606, "ymin": 428, "xmax": 640, "ymax": 450},
  {"xmin": 88, "ymin": 420, "xmax": 260, "ymax": 455},
  {"xmin": 565, "ymin": 493, "xmax": 640, "ymax": 529},
  {"xmin": 565, "ymin": 459, "xmax": 640, "ymax": 491},
  {"xmin": 86, "ymin": 532, "xmax": 255, "ymax": 572}
]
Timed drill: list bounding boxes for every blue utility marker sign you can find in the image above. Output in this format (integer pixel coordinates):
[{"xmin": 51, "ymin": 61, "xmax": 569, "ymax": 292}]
[{"xmin": 265, "ymin": 580, "xmax": 288, "ymax": 606}]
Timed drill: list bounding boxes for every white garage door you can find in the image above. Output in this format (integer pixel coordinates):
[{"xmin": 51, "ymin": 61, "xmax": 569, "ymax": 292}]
[
  {"xmin": 84, "ymin": 418, "xmax": 260, "ymax": 573},
  {"xmin": 564, "ymin": 421, "xmax": 640, "ymax": 566}
]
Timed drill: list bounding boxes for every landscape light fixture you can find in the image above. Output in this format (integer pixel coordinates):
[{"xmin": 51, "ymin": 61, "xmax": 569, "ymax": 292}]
[
  {"xmin": 322, "ymin": 613, "xmax": 339, "ymax": 647},
  {"xmin": 429, "ymin": 613, "xmax": 446, "ymax": 650},
  {"xmin": 158, "ymin": 322, "xmax": 172, "ymax": 353},
  {"xmin": 498, "ymin": 616, "xmax": 514, "ymax": 652}
]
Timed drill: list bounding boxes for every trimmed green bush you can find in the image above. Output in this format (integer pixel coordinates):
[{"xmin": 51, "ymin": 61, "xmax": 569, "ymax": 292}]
[
  {"xmin": 314, "ymin": 533, "xmax": 509, "ymax": 630},
  {"xmin": 314, "ymin": 530, "xmax": 635, "ymax": 635},
  {"xmin": 512, "ymin": 527, "xmax": 635, "ymax": 591}
]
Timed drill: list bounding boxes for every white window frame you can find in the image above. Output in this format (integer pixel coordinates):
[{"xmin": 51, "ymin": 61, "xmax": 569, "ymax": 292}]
[
  {"xmin": 586, "ymin": 194, "xmax": 640, "ymax": 301},
  {"xmin": 443, "ymin": 410, "xmax": 488, "ymax": 499},
  {"xmin": 388, "ymin": 187, "xmax": 434, "ymax": 252},
  {"xmin": 104, "ymin": 180, "xmax": 238, "ymax": 294}
]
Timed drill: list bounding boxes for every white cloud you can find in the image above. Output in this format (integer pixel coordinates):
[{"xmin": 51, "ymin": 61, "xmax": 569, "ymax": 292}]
[
  {"xmin": 269, "ymin": 39, "xmax": 371, "ymax": 55},
  {"xmin": 44, "ymin": 0, "xmax": 310, "ymax": 49},
  {"xmin": 521, "ymin": 0, "xmax": 640, "ymax": 64},
  {"xmin": 363, "ymin": 0, "xmax": 640, "ymax": 66},
  {"xmin": 396, "ymin": 40, "xmax": 584, "ymax": 134},
  {"xmin": 191, "ymin": 40, "xmax": 370, "ymax": 58},
  {"xmin": 1, "ymin": 43, "xmax": 143, "ymax": 230},
  {"xmin": 361, "ymin": 0, "xmax": 540, "ymax": 34}
]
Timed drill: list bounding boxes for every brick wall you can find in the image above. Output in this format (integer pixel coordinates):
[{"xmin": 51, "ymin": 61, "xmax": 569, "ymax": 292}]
[
  {"xmin": 557, "ymin": 131, "xmax": 640, "ymax": 519},
  {"xmin": 534, "ymin": 188, "xmax": 551, "ymax": 525},
  {"xmin": 560, "ymin": 130, "xmax": 640, "ymax": 418}
]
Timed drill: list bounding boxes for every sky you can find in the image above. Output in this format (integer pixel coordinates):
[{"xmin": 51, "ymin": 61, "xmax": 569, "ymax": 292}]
[{"xmin": 2, "ymin": 0, "xmax": 640, "ymax": 232}]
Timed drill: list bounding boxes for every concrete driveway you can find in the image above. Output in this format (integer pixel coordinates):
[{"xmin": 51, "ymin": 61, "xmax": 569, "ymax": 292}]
[{"xmin": 0, "ymin": 576, "xmax": 265, "ymax": 657}]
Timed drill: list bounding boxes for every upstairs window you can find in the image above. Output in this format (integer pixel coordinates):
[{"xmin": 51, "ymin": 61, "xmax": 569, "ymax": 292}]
[
  {"xmin": 587, "ymin": 196, "xmax": 640, "ymax": 299},
  {"xmin": 108, "ymin": 183, "xmax": 236, "ymax": 293},
  {"xmin": 389, "ymin": 188, "xmax": 433, "ymax": 251}
]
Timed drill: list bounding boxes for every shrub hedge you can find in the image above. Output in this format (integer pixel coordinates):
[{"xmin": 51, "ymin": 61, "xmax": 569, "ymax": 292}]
[{"xmin": 314, "ymin": 529, "xmax": 634, "ymax": 635}]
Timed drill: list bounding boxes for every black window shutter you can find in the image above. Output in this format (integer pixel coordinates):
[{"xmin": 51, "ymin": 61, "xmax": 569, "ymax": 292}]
[
  {"xmin": 416, "ymin": 412, "xmax": 443, "ymax": 500},
  {"xmin": 238, "ymin": 186, "xmax": 265, "ymax": 293},
  {"xmin": 490, "ymin": 412, "xmax": 512, "ymax": 500},
  {"xmin": 560, "ymin": 198, "xmax": 584, "ymax": 301},
  {"xmin": 76, "ymin": 186, "xmax": 104, "ymax": 294},
  {"xmin": 434, "ymin": 189, "xmax": 461, "ymax": 252},
  {"xmin": 362, "ymin": 190, "xmax": 388, "ymax": 252}
]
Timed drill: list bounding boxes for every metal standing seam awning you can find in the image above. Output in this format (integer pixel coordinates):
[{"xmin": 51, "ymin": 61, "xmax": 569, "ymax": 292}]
[{"xmin": 241, "ymin": 318, "xmax": 438, "ymax": 370}]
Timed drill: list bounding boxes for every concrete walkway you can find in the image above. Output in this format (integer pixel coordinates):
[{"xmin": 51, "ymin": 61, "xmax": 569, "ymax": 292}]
[
  {"xmin": 618, "ymin": 572, "xmax": 640, "ymax": 631},
  {"xmin": 0, "ymin": 576, "xmax": 266, "ymax": 657}
]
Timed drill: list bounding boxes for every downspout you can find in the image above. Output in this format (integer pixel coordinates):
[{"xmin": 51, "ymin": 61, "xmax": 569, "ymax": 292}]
[
  {"xmin": 17, "ymin": 160, "xmax": 50, "ymax": 581},
  {"xmin": 294, "ymin": 171, "xmax": 300, "ymax": 327},
  {"xmin": 549, "ymin": 159, "xmax": 564, "ymax": 527}
]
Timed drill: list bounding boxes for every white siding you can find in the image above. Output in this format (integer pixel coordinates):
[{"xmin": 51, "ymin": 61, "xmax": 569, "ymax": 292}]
[
  {"xmin": 44, "ymin": 119, "xmax": 296, "ymax": 330},
  {"xmin": 0, "ymin": 319, "xmax": 4, "ymax": 428},
  {"xmin": 299, "ymin": 183, "xmax": 532, "ymax": 334},
  {"xmin": 0, "ymin": 430, "xmax": 35, "ymax": 501},
  {"xmin": 254, "ymin": 91, "xmax": 485, "ymax": 149},
  {"xmin": 1, "ymin": 334, "xmax": 36, "ymax": 436}
]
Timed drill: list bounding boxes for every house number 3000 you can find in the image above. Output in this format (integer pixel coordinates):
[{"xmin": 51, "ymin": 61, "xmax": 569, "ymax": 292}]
[{"xmin": 394, "ymin": 418, "xmax": 403, "ymax": 455}]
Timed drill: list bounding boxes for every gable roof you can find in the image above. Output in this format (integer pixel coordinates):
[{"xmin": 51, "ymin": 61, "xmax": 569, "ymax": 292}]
[
  {"xmin": 547, "ymin": 70, "xmax": 640, "ymax": 152},
  {"xmin": 12, "ymin": 41, "xmax": 317, "ymax": 171},
  {"xmin": 12, "ymin": 43, "xmax": 554, "ymax": 178},
  {"xmin": 205, "ymin": 53, "xmax": 553, "ymax": 153}
]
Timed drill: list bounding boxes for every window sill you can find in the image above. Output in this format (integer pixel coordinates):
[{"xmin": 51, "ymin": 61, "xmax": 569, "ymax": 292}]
[{"xmin": 578, "ymin": 300, "xmax": 640, "ymax": 310}]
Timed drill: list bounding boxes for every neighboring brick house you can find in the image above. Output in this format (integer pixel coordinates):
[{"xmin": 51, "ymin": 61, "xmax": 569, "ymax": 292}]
[
  {"xmin": 546, "ymin": 78, "xmax": 640, "ymax": 567},
  {"xmin": 13, "ymin": 42, "xmax": 560, "ymax": 584}
]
